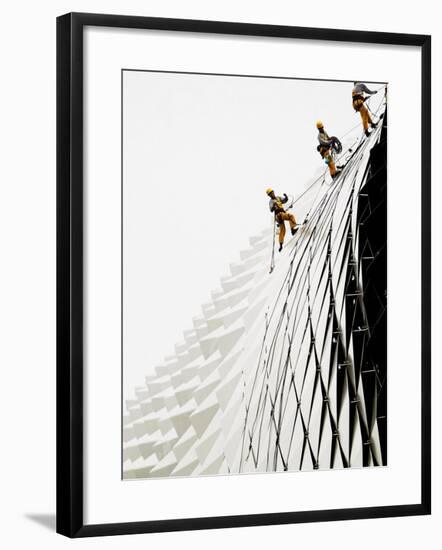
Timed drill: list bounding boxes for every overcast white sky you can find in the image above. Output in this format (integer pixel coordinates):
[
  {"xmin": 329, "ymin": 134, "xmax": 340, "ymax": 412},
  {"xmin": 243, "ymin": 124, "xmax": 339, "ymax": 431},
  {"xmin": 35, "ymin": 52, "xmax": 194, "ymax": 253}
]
[{"xmin": 122, "ymin": 70, "xmax": 384, "ymax": 397}]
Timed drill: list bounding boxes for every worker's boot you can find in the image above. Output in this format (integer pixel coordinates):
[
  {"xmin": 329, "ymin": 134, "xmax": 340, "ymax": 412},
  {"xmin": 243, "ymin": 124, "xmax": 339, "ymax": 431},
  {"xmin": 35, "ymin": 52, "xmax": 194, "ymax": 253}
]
[
  {"xmin": 371, "ymin": 121, "xmax": 378, "ymax": 128},
  {"xmin": 278, "ymin": 243, "xmax": 283, "ymax": 252},
  {"xmin": 365, "ymin": 129, "xmax": 371, "ymax": 137},
  {"xmin": 291, "ymin": 226, "xmax": 299, "ymax": 236},
  {"xmin": 332, "ymin": 169, "xmax": 342, "ymax": 180}
]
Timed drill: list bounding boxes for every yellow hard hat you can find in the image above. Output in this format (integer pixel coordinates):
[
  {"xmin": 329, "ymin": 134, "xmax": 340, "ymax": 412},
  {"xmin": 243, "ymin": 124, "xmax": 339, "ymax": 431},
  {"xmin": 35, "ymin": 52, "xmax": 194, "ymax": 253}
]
[
  {"xmin": 316, "ymin": 120, "xmax": 324, "ymax": 129},
  {"xmin": 266, "ymin": 187, "xmax": 273, "ymax": 195}
]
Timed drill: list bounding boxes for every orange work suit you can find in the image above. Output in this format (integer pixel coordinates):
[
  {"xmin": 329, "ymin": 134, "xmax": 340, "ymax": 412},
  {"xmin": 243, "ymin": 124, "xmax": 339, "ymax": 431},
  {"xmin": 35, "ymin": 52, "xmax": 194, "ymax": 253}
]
[
  {"xmin": 276, "ymin": 211, "xmax": 297, "ymax": 245},
  {"xmin": 352, "ymin": 96, "xmax": 372, "ymax": 131}
]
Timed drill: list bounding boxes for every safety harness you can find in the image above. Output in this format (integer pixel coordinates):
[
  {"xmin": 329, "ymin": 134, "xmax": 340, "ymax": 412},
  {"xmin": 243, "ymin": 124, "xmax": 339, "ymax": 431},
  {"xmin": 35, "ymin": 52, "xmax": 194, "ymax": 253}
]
[
  {"xmin": 317, "ymin": 135, "xmax": 342, "ymax": 159},
  {"xmin": 273, "ymin": 199, "xmax": 288, "ymax": 225},
  {"xmin": 352, "ymin": 93, "xmax": 366, "ymax": 112}
]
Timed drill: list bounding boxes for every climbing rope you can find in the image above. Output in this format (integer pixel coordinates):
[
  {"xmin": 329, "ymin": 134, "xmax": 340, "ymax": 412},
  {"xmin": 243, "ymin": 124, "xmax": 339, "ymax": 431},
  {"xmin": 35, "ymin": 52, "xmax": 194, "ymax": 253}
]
[{"xmin": 269, "ymin": 216, "xmax": 276, "ymax": 274}]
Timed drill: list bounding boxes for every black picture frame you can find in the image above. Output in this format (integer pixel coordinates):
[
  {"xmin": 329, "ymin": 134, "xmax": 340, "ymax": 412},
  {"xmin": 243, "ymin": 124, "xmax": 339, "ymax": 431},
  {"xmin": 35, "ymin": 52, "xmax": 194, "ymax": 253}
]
[{"xmin": 56, "ymin": 12, "xmax": 431, "ymax": 538}]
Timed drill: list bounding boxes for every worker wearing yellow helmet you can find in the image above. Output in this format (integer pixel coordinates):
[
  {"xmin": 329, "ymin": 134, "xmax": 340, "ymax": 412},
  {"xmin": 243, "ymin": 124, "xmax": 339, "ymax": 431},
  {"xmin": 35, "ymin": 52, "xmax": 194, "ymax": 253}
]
[
  {"xmin": 266, "ymin": 188, "xmax": 298, "ymax": 252},
  {"xmin": 316, "ymin": 120, "xmax": 342, "ymax": 180}
]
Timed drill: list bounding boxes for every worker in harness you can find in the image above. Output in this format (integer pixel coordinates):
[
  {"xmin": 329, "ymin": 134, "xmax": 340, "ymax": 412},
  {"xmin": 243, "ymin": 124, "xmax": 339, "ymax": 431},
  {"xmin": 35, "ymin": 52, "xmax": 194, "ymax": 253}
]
[
  {"xmin": 352, "ymin": 82, "xmax": 378, "ymax": 136},
  {"xmin": 266, "ymin": 188, "xmax": 298, "ymax": 252},
  {"xmin": 316, "ymin": 121, "xmax": 342, "ymax": 179}
]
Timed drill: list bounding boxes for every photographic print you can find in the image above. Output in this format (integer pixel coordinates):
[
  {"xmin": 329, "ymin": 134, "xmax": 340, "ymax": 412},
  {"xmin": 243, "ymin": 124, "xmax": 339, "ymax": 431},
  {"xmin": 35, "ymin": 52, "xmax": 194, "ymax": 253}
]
[{"xmin": 122, "ymin": 70, "xmax": 387, "ymax": 480}]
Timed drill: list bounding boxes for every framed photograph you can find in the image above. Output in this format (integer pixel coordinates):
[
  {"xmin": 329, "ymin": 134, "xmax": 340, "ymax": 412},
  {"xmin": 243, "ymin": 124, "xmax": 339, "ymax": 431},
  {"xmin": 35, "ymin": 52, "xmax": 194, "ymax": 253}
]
[{"xmin": 56, "ymin": 12, "xmax": 431, "ymax": 537}]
